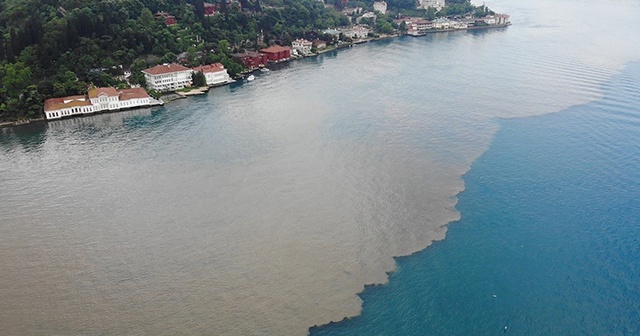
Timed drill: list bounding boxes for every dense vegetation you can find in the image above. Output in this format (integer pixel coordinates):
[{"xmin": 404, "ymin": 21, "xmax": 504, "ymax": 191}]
[
  {"xmin": 0, "ymin": 0, "xmax": 487, "ymax": 121},
  {"xmin": 0, "ymin": 0, "xmax": 351, "ymax": 121}
]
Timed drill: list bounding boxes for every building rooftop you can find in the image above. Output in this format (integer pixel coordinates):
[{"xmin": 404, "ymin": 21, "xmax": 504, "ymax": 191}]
[
  {"xmin": 232, "ymin": 51, "xmax": 265, "ymax": 58},
  {"xmin": 142, "ymin": 63, "xmax": 191, "ymax": 75},
  {"xmin": 88, "ymin": 87, "xmax": 119, "ymax": 98},
  {"xmin": 118, "ymin": 87, "xmax": 151, "ymax": 101},
  {"xmin": 44, "ymin": 96, "xmax": 91, "ymax": 112},
  {"xmin": 192, "ymin": 63, "xmax": 226, "ymax": 73},
  {"xmin": 260, "ymin": 45, "xmax": 291, "ymax": 53},
  {"xmin": 322, "ymin": 29, "xmax": 341, "ymax": 36},
  {"xmin": 293, "ymin": 39, "xmax": 312, "ymax": 44}
]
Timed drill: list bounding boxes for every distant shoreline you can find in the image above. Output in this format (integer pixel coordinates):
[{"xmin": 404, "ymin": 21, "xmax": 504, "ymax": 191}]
[{"xmin": 0, "ymin": 23, "xmax": 510, "ymax": 129}]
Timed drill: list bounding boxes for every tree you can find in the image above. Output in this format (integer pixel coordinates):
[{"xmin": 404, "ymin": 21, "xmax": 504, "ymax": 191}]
[
  {"xmin": 0, "ymin": 34, "xmax": 5, "ymax": 61},
  {"xmin": 2, "ymin": 62, "xmax": 32, "ymax": 98},
  {"xmin": 192, "ymin": 71, "xmax": 207, "ymax": 87},
  {"xmin": 218, "ymin": 39, "xmax": 231, "ymax": 55},
  {"xmin": 426, "ymin": 7, "xmax": 437, "ymax": 20},
  {"xmin": 21, "ymin": 85, "xmax": 43, "ymax": 117},
  {"xmin": 398, "ymin": 20, "xmax": 407, "ymax": 31},
  {"xmin": 186, "ymin": 46, "xmax": 199, "ymax": 66},
  {"xmin": 220, "ymin": 56, "xmax": 243, "ymax": 77},
  {"xmin": 139, "ymin": 8, "xmax": 155, "ymax": 27},
  {"xmin": 129, "ymin": 59, "xmax": 149, "ymax": 86},
  {"xmin": 161, "ymin": 52, "xmax": 177, "ymax": 63}
]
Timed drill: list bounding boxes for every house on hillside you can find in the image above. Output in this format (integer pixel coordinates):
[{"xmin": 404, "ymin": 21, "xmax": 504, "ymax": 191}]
[
  {"xmin": 342, "ymin": 7, "xmax": 363, "ymax": 16},
  {"xmin": 260, "ymin": 45, "xmax": 291, "ymax": 62},
  {"xmin": 417, "ymin": 0, "xmax": 444, "ymax": 10},
  {"xmin": 358, "ymin": 12, "xmax": 377, "ymax": 24},
  {"xmin": 191, "ymin": 63, "xmax": 232, "ymax": 86},
  {"xmin": 232, "ymin": 51, "xmax": 268, "ymax": 69},
  {"xmin": 155, "ymin": 11, "xmax": 177, "ymax": 26},
  {"xmin": 373, "ymin": 1, "xmax": 387, "ymax": 14},
  {"xmin": 142, "ymin": 63, "xmax": 193, "ymax": 92},
  {"xmin": 322, "ymin": 28, "xmax": 342, "ymax": 37},
  {"xmin": 204, "ymin": 2, "xmax": 216, "ymax": 15}
]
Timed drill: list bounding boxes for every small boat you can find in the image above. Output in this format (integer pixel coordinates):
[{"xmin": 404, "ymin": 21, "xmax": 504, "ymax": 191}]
[
  {"xmin": 247, "ymin": 75, "xmax": 255, "ymax": 81},
  {"xmin": 260, "ymin": 68, "xmax": 270, "ymax": 72}
]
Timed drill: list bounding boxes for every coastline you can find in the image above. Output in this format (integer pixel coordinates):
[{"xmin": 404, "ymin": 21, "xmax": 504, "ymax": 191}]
[
  {"xmin": 5, "ymin": 1, "xmax": 639, "ymax": 331},
  {"xmin": 0, "ymin": 22, "xmax": 511, "ymax": 128},
  {"xmin": 0, "ymin": 23, "xmax": 510, "ymax": 129}
]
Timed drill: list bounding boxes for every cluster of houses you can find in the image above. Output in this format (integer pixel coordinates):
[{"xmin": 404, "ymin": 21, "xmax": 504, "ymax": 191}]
[
  {"xmin": 403, "ymin": 14, "xmax": 510, "ymax": 36},
  {"xmin": 44, "ymin": 62, "xmax": 234, "ymax": 120},
  {"xmin": 231, "ymin": 39, "xmax": 335, "ymax": 69},
  {"xmin": 342, "ymin": 1, "xmax": 387, "ymax": 17},
  {"xmin": 321, "ymin": 26, "xmax": 372, "ymax": 40},
  {"xmin": 43, "ymin": 0, "xmax": 512, "ymax": 122},
  {"xmin": 291, "ymin": 39, "xmax": 328, "ymax": 56},
  {"xmin": 154, "ymin": 3, "xmax": 218, "ymax": 26}
]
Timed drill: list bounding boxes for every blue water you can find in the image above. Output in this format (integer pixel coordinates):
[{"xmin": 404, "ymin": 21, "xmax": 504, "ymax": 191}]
[{"xmin": 311, "ymin": 64, "xmax": 640, "ymax": 335}]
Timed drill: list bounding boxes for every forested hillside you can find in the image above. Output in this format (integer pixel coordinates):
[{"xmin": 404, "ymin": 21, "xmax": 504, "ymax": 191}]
[
  {"xmin": 0, "ymin": 0, "xmax": 488, "ymax": 121},
  {"xmin": 0, "ymin": 0, "xmax": 352, "ymax": 121}
]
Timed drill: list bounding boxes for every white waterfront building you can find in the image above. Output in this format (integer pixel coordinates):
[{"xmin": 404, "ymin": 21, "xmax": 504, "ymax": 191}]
[
  {"xmin": 43, "ymin": 95, "xmax": 94, "ymax": 120},
  {"xmin": 343, "ymin": 26, "xmax": 370, "ymax": 39},
  {"xmin": 142, "ymin": 63, "xmax": 193, "ymax": 92},
  {"xmin": 88, "ymin": 87, "xmax": 120, "ymax": 111},
  {"xmin": 191, "ymin": 63, "xmax": 233, "ymax": 86},
  {"xmin": 291, "ymin": 39, "xmax": 313, "ymax": 55},
  {"xmin": 44, "ymin": 87, "xmax": 155, "ymax": 120}
]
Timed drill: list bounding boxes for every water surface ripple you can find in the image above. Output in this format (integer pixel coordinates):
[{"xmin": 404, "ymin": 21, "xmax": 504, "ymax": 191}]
[{"xmin": 1, "ymin": 0, "xmax": 639, "ymax": 334}]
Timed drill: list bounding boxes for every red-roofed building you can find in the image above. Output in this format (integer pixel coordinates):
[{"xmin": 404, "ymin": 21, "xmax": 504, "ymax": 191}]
[
  {"xmin": 191, "ymin": 63, "xmax": 232, "ymax": 86},
  {"xmin": 204, "ymin": 2, "xmax": 216, "ymax": 15},
  {"xmin": 260, "ymin": 45, "xmax": 291, "ymax": 62},
  {"xmin": 232, "ymin": 51, "xmax": 268, "ymax": 70},
  {"xmin": 118, "ymin": 88, "xmax": 152, "ymax": 109},
  {"xmin": 44, "ymin": 95, "xmax": 94, "ymax": 120},
  {"xmin": 142, "ymin": 63, "xmax": 193, "ymax": 92},
  {"xmin": 44, "ymin": 87, "xmax": 155, "ymax": 120},
  {"xmin": 155, "ymin": 11, "xmax": 177, "ymax": 26},
  {"xmin": 88, "ymin": 87, "xmax": 120, "ymax": 111}
]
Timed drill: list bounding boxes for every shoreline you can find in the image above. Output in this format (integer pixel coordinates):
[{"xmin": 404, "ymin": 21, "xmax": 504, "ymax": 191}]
[{"xmin": 0, "ymin": 23, "xmax": 510, "ymax": 129}]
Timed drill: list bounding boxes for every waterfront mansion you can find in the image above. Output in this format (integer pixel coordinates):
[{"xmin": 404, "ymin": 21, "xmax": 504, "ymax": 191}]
[
  {"xmin": 191, "ymin": 63, "xmax": 233, "ymax": 86},
  {"xmin": 44, "ymin": 87, "xmax": 157, "ymax": 120},
  {"xmin": 142, "ymin": 63, "xmax": 194, "ymax": 92}
]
